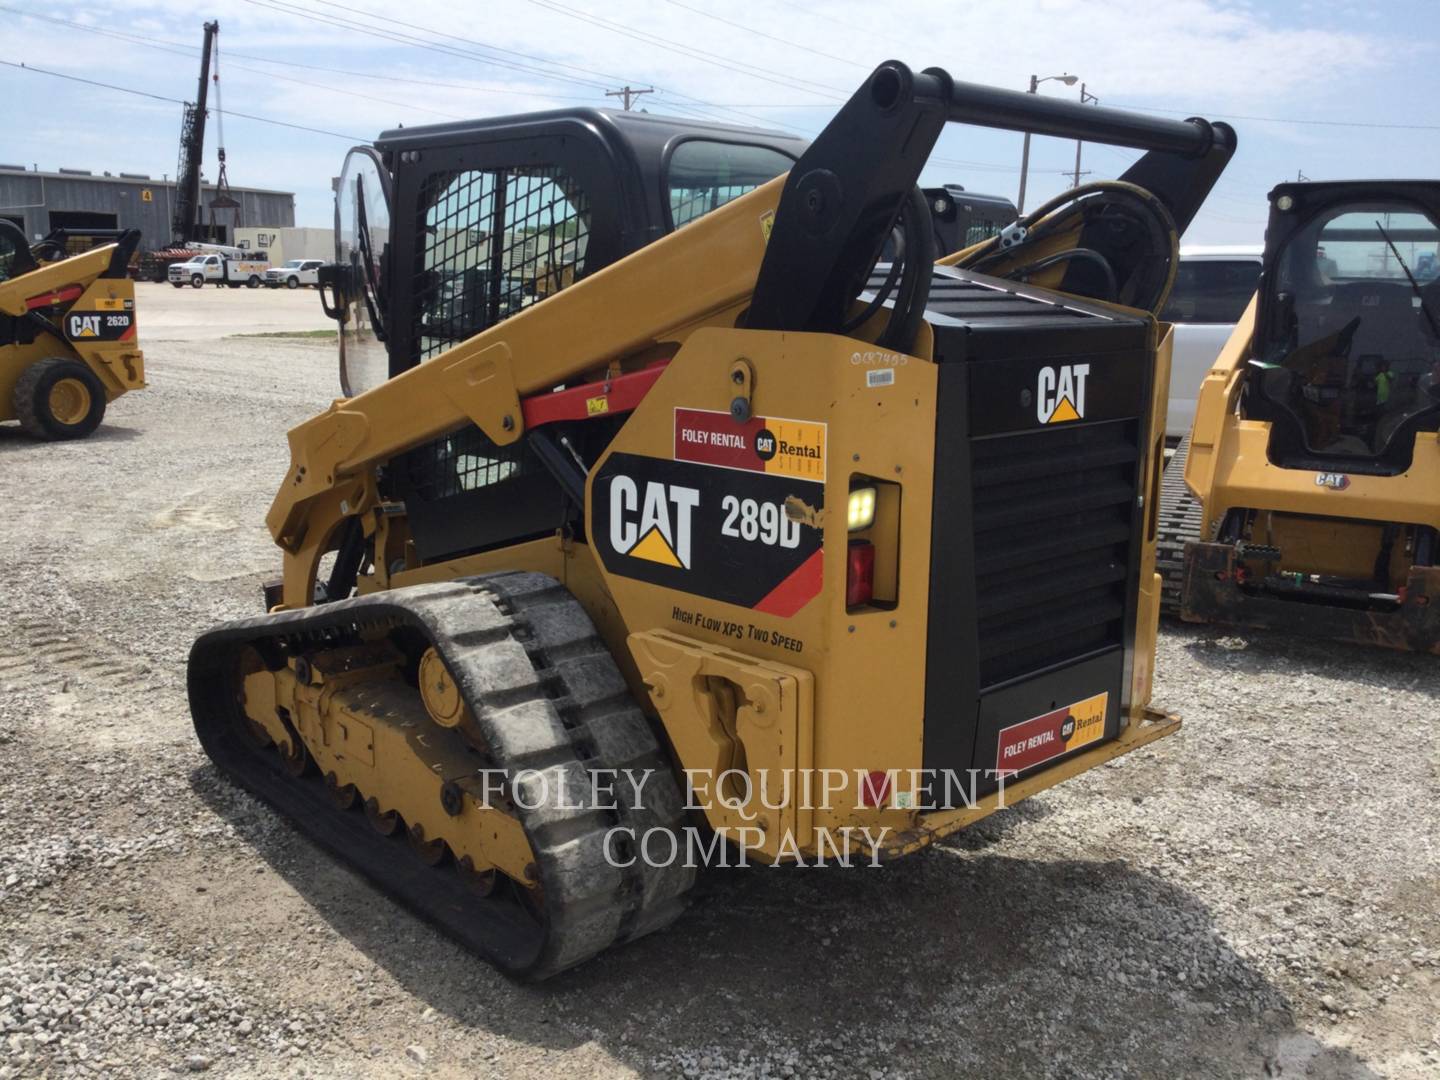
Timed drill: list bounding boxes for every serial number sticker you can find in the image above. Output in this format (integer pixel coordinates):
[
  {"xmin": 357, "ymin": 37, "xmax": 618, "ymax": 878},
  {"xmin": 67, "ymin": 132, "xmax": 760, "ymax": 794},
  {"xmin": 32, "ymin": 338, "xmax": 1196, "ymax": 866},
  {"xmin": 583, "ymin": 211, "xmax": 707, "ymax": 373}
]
[
  {"xmin": 995, "ymin": 691, "xmax": 1108, "ymax": 774},
  {"xmin": 866, "ymin": 368, "xmax": 895, "ymax": 388}
]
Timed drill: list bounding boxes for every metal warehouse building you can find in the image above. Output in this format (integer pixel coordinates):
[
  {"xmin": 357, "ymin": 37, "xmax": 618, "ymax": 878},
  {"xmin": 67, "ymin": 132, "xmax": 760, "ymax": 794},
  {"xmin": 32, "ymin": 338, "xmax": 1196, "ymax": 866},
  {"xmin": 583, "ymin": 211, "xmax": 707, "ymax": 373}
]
[{"xmin": 0, "ymin": 166, "xmax": 295, "ymax": 250}]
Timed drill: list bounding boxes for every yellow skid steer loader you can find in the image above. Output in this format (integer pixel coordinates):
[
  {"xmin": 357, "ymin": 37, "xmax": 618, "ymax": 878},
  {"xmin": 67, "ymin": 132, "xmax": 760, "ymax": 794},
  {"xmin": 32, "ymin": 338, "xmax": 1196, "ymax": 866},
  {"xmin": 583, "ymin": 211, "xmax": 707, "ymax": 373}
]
[
  {"xmin": 1159, "ymin": 181, "xmax": 1440, "ymax": 653},
  {"xmin": 0, "ymin": 224, "xmax": 145, "ymax": 439},
  {"xmin": 189, "ymin": 63, "xmax": 1236, "ymax": 978}
]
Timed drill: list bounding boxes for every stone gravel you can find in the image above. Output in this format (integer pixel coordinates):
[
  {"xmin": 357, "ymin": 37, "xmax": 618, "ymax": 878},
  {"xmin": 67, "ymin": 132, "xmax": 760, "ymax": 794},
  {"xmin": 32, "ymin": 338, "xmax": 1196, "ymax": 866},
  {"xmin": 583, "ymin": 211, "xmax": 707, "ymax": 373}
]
[{"xmin": 0, "ymin": 285, "xmax": 1436, "ymax": 1078}]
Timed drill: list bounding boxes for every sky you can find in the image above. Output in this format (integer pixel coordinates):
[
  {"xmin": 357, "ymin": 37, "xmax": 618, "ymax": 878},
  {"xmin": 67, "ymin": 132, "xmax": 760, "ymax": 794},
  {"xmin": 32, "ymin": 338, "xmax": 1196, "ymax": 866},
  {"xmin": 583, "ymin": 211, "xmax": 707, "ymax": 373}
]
[{"xmin": 3, "ymin": 0, "xmax": 1438, "ymax": 245}]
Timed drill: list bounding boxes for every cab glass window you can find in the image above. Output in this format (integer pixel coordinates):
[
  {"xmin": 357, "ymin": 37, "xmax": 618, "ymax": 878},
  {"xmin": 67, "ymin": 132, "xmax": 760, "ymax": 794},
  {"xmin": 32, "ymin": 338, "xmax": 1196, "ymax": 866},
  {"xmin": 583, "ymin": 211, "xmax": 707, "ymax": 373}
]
[
  {"xmin": 667, "ymin": 141, "xmax": 794, "ymax": 229},
  {"xmin": 1255, "ymin": 202, "xmax": 1440, "ymax": 462},
  {"xmin": 413, "ymin": 165, "xmax": 590, "ymax": 363},
  {"xmin": 965, "ymin": 220, "xmax": 1003, "ymax": 246},
  {"xmin": 1160, "ymin": 259, "xmax": 1260, "ymax": 324}
]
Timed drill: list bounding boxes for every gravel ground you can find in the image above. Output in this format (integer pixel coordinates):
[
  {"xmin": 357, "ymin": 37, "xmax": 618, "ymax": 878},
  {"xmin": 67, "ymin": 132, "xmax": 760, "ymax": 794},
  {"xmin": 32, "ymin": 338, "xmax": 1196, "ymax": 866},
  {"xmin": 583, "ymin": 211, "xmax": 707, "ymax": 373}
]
[{"xmin": 0, "ymin": 285, "xmax": 1436, "ymax": 1079}]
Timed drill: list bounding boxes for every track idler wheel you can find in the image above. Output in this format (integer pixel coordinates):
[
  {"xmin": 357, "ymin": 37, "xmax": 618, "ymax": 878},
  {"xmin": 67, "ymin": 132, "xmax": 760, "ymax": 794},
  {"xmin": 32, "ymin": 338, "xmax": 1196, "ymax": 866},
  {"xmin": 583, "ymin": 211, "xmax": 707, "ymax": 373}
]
[{"xmin": 418, "ymin": 647, "xmax": 469, "ymax": 728}]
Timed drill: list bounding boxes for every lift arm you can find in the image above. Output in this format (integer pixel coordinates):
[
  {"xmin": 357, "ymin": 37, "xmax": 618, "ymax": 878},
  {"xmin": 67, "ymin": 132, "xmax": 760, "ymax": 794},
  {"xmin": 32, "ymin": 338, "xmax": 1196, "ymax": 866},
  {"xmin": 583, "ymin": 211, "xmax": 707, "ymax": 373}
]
[{"xmin": 747, "ymin": 62, "xmax": 1234, "ymax": 337}]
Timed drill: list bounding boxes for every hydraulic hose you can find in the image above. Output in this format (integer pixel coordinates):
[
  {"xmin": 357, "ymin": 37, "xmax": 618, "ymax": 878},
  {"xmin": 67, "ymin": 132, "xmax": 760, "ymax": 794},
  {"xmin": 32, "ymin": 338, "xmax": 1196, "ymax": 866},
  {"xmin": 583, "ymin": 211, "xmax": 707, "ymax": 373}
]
[{"xmin": 951, "ymin": 180, "xmax": 1181, "ymax": 316}]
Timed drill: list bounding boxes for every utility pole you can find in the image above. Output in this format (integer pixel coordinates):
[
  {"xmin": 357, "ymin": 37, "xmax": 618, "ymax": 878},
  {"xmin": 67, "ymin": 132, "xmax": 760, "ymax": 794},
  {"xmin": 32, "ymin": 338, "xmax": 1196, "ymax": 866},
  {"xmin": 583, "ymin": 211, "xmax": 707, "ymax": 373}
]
[
  {"xmin": 1072, "ymin": 82, "xmax": 1100, "ymax": 188},
  {"xmin": 605, "ymin": 85, "xmax": 653, "ymax": 111},
  {"xmin": 1017, "ymin": 72, "xmax": 1077, "ymax": 214}
]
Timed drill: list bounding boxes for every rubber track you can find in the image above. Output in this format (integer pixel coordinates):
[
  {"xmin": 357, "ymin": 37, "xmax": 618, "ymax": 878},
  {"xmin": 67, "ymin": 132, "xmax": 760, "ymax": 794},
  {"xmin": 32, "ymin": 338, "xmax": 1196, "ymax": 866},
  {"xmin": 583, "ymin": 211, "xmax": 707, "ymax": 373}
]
[
  {"xmin": 188, "ymin": 571, "xmax": 694, "ymax": 980},
  {"xmin": 1156, "ymin": 434, "xmax": 1205, "ymax": 615}
]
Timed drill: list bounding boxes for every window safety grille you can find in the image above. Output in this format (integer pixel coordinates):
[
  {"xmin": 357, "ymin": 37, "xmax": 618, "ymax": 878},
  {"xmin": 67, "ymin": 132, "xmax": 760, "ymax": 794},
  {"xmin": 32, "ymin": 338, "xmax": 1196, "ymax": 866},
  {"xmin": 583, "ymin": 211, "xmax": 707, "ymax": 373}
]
[
  {"xmin": 402, "ymin": 425, "xmax": 531, "ymax": 501},
  {"xmin": 412, "ymin": 165, "xmax": 590, "ymax": 364}
]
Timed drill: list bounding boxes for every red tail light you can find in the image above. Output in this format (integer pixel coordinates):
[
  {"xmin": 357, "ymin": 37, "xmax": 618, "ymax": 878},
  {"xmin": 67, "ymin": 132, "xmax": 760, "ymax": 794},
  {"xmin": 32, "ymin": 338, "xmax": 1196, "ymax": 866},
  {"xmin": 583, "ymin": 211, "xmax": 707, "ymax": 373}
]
[
  {"xmin": 846, "ymin": 540, "xmax": 875, "ymax": 608},
  {"xmin": 859, "ymin": 770, "xmax": 891, "ymax": 807}
]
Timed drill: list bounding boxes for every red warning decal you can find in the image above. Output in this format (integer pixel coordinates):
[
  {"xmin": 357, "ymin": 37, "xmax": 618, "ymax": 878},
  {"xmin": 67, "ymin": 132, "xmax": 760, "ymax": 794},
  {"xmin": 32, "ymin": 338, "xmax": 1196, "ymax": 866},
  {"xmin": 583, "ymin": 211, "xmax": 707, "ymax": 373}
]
[
  {"xmin": 995, "ymin": 692, "xmax": 1108, "ymax": 774},
  {"xmin": 752, "ymin": 548, "xmax": 823, "ymax": 617}
]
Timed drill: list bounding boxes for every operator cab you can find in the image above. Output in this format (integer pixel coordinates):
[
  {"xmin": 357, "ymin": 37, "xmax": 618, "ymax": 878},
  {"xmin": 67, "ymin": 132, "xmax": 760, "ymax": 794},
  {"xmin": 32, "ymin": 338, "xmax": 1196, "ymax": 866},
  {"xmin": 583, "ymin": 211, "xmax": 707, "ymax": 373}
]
[
  {"xmin": 322, "ymin": 108, "xmax": 806, "ymax": 563},
  {"xmin": 1246, "ymin": 182, "xmax": 1440, "ymax": 475},
  {"xmin": 327, "ymin": 108, "xmax": 806, "ymax": 399}
]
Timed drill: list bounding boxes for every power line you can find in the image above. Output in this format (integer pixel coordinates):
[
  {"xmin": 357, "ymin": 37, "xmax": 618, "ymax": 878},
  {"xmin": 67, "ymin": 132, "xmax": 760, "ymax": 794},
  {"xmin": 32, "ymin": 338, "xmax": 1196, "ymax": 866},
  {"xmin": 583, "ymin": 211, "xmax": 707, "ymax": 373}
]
[
  {"xmin": 240, "ymin": 0, "xmax": 615, "ymax": 92},
  {"xmin": 242, "ymin": 0, "xmax": 806, "ymax": 133},
  {"xmin": 1, "ymin": 9, "xmax": 473, "ymax": 123},
  {"xmin": 308, "ymin": 0, "xmax": 659, "ymax": 94},
  {"xmin": 239, "ymin": 0, "xmax": 819, "ymax": 136},
  {"xmin": 106, "ymin": 0, "xmax": 1440, "ymax": 146},
  {"xmin": 521, "ymin": 0, "xmax": 849, "ymax": 101},
  {"xmin": 778, "ymin": 0, "xmax": 920, "ymax": 53},
  {"xmin": 0, "ymin": 60, "xmax": 365, "ymax": 141},
  {"xmin": 0, "ymin": 6, "xmax": 605, "ymax": 102},
  {"xmin": 660, "ymin": 0, "xmax": 868, "ymax": 70},
  {"xmin": 6, "ymin": 5, "xmax": 1093, "ymax": 184},
  {"xmin": 298, "ymin": 0, "xmax": 1047, "ymax": 177}
]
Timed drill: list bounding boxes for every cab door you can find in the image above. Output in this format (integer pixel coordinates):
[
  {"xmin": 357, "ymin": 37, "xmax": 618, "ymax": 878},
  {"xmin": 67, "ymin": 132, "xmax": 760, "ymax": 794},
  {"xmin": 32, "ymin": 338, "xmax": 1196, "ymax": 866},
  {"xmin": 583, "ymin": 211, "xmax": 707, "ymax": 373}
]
[
  {"xmin": 384, "ymin": 126, "xmax": 630, "ymax": 380},
  {"xmin": 334, "ymin": 146, "xmax": 393, "ymax": 397}
]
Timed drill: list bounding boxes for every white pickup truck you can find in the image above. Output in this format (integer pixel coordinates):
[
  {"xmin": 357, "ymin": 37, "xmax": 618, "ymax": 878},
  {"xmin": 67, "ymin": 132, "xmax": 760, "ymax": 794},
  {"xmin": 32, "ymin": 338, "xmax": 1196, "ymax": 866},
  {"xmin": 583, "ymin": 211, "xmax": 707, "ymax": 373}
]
[
  {"xmin": 1159, "ymin": 245, "xmax": 1264, "ymax": 440},
  {"xmin": 168, "ymin": 253, "xmax": 270, "ymax": 289},
  {"xmin": 264, "ymin": 259, "xmax": 326, "ymax": 289}
]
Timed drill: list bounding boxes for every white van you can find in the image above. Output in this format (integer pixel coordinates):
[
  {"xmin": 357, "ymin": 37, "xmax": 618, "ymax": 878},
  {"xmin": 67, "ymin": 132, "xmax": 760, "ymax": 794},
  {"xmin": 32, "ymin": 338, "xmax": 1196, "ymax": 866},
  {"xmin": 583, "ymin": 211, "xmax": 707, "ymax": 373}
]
[{"xmin": 1159, "ymin": 245, "xmax": 1263, "ymax": 439}]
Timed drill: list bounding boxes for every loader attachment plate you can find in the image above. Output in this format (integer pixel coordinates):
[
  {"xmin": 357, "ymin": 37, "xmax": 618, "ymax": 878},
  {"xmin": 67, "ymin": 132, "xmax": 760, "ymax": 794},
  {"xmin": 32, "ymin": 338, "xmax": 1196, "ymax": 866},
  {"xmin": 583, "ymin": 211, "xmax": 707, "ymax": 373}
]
[{"xmin": 1182, "ymin": 541, "xmax": 1440, "ymax": 654}]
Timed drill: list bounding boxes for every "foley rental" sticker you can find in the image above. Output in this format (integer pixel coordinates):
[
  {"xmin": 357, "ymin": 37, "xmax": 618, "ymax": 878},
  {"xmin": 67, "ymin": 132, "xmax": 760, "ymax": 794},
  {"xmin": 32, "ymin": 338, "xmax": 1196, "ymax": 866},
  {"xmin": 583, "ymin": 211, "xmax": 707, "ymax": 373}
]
[
  {"xmin": 995, "ymin": 691, "xmax": 1108, "ymax": 774},
  {"xmin": 673, "ymin": 407, "xmax": 825, "ymax": 484}
]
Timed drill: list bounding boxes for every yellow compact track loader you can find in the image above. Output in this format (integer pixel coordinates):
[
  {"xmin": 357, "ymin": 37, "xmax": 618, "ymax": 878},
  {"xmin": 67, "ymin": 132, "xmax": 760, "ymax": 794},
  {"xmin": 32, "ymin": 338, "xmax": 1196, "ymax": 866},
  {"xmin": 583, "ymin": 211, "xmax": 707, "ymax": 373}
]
[
  {"xmin": 0, "ymin": 224, "xmax": 146, "ymax": 440},
  {"xmin": 189, "ymin": 63, "xmax": 1236, "ymax": 978},
  {"xmin": 1160, "ymin": 182, "xmax": 1440, "ymax": 652}
]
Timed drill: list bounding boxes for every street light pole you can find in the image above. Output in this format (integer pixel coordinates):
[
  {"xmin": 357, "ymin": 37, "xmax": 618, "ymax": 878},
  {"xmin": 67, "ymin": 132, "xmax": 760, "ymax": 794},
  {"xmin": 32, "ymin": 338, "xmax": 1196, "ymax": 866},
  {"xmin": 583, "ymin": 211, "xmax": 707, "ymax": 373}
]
[
  {"xmin": 1072, "ymin": 83, "xmax": 1100, "ymax": 188},
  {"xmin": 1016, "ymin": 73, "xmax": 1077, "ymax": 214},
  {"xmin": 1017, "ymin": 75, "xmax": 1038, "ymax": 214}
]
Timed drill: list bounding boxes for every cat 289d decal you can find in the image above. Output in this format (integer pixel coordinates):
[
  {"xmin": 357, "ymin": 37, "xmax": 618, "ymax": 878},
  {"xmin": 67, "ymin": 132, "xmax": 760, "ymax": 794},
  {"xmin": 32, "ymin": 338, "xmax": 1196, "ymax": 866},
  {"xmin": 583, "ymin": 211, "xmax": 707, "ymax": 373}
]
[{"xmin": 593, "ymin": 452, "xmax": 824, "ymax": 617}]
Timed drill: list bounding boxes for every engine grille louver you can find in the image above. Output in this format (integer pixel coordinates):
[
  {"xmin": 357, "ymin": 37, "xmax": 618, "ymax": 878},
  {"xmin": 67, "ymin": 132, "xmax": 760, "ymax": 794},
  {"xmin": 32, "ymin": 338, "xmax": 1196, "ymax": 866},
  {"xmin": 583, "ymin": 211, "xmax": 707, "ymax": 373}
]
[{"xmin": 970, "ymin": 419, "xmax": 1139, "ymax": 686}]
